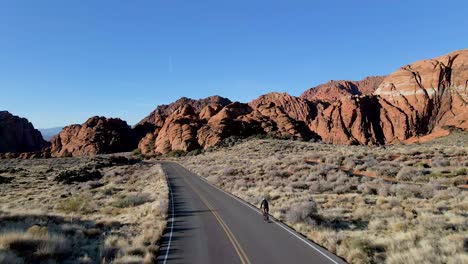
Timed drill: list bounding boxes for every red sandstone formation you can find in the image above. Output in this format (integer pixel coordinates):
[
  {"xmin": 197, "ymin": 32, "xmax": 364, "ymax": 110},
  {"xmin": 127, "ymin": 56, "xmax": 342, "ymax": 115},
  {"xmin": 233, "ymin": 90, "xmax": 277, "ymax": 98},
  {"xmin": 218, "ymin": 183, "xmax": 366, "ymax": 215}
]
[
  {"xmin": 50, "ymin": 116, "xmax": 136, "ymax": 157},
  {"xmin": 139, "ymin": 50, "xmax": 467, "ymax": 153},
  {"xmin": 301, "ymin": 76, "xmax": 385, "ymax": 103},
  {"xmin": 138, "ymin": 96, "xmax": 231, "ymax": 127},
  {"xmin": 0, "ymin": 111, "xmax": 49, "ymax": 153}
]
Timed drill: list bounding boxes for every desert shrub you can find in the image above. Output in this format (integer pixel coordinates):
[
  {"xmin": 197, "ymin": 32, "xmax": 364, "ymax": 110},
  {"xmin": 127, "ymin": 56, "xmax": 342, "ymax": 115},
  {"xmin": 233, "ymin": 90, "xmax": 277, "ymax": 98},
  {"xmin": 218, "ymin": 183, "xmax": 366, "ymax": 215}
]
[
  {"xmin": 433, "ymin": 187, "xmax": 460, "ymax": 201},
  {"xmin": 309, "ymin": 182, "xmax": 322, "ymax": 193},
  {"xmin": 377, "ymin": 183, "xmax": 391, "ymax": 196},
  {"xmin": 325, "ymin": 155, "xmax": 344, "ymax": 166},
  {"xmin": 131, "ymin": 148, "xmax": 141, "ymax": 156},
  {"xmin": 290, "ymin": 182, "xmax": 309, "ymax": 190},
  {"xmin": 342, "ymin": 157, "xmax": 359, "ymax": 168},
  {"xmin": 417, "ymin": 184, "xmax": 436, "ymax": 199},
  {"xmin": 166, "ymin": 150, "xmax": 186, "ymax": 157},
  {"xmin": 355, "ymin": 157, "xmax": 378, "ymax": 171},
  {"xmin": 394, "ymin": 185, "xmax": 420, "ymax": 199},
  {"xmin": 431, "ymin": 157, "xmax": 450, "ymax": 167},
  {"xmin": 0, "ymin": 230, "xmax": 71, "ymax": 262},
  {"xmin": 370, "ymin": 161, "xmax": 401, "ymax": 177},
  {"xmin": 368, "ymin": 218, "xmax": 387, "ymax": 231},
  {"xmin": 396, "ymin": 166, "xmax": 427, "ymax": 181},
  {"xmin": 0, "ymin": 167, "xmax": 24, "ymax": 174},
  {"xmin": 339, "ymin": 238, "xmax": 374, "ymax": 263},
  {"xmin": 54, "ymin": 168, "xmax": 102, "ymax": 184},
  {"xmin": 108, "ymin": 156, "xmax": 140, "ymax": 166},
  {"xmin": 56, "ymin": 195, "xmax": 92, "ymax": 214},
  {"xmin": 285, "ymin": 201, "xmax": 320, "ymax": 226},
  {"xmin": 187, "ymin": 149, "xmax": 203, "ymax": 156},
  {"xmin": 233, "ymin": 179, "xmax": 247, "ymax": 190},
  {"xmin": 357, "ymin": 182, "xmax": 377, "ymax": 195},
  {"xmin": 333, "ymin": 184, "xmax": 353, "ymax": 194},
  {"xmin": 111, "ymin": 193, "xmax": 153, "ymax": 208},
  {"xmin": 414, "ymin": 162, "xmax": 430, "ymax": 168},
  {"xmin": 452, "ymin": 168, "xmax": 467, "ymax": 176},
  {"xmin": 223, "ymin": 167, "xmax": 238, "ymax": 176},
  {"xmin": 267, "ymin": 169, "xmax": 290, "ymax": 178},
  {"xmin": 317, "ymin": 164, "xmax": 338, "ymax": 176}
]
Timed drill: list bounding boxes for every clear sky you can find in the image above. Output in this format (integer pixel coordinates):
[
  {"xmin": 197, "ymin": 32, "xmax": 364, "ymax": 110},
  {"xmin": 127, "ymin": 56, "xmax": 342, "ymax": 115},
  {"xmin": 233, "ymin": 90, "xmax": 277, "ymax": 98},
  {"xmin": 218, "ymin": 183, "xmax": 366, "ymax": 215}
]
[{"xmin": 1, "ymin": 0, "xmax": 467, "ymax": 128}]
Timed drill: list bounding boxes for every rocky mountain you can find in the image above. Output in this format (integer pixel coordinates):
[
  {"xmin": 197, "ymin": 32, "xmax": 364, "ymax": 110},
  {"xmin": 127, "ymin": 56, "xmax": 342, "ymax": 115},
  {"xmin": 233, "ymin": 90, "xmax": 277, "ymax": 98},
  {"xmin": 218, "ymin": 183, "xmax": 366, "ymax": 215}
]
[
  {"xmin": 0, "ymin": 111, "xmax": 49, "ymax": 153},
  {"xmin": 50, "ymin": 116, "xmax": 137, "ymax": 157},
  {"xmin": 138, "ymin": 49, "xmax": 467, "ymax": 154},
  {"xmin": 301, "ymin": 76, "xmax": 385, "ymax": 103}
]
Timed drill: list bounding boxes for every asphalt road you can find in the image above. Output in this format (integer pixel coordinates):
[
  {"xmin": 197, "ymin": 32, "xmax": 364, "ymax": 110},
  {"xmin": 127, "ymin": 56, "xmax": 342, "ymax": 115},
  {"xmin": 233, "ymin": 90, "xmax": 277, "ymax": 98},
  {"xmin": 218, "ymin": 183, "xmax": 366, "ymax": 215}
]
[{"xmin": 156, "ymin": 162, "xmax": 346, "ymax": 264}]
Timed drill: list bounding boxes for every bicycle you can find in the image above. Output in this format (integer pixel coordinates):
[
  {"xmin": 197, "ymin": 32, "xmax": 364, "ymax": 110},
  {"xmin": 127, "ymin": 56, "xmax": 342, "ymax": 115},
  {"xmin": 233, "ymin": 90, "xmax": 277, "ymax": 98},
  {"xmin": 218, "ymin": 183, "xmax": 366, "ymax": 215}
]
[{"xmin": 262, "ymin": 208, "xmax": 269, "ymax": 222}]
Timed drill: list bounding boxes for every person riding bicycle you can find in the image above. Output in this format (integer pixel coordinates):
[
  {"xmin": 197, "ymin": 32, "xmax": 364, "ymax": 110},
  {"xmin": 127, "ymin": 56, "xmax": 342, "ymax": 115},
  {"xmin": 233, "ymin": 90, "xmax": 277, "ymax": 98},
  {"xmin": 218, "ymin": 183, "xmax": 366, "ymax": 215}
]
[{"xmin": 260, "ymin": 197, "xmax": 269, "ymax": 215}]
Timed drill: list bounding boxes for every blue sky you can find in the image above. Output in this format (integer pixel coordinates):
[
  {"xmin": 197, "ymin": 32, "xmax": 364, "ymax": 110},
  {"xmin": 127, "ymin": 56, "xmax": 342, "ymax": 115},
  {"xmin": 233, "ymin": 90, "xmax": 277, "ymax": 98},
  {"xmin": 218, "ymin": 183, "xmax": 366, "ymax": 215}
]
[{"xmin": 1, "ymin": 0, "xmax": 467, "ymax": 128}]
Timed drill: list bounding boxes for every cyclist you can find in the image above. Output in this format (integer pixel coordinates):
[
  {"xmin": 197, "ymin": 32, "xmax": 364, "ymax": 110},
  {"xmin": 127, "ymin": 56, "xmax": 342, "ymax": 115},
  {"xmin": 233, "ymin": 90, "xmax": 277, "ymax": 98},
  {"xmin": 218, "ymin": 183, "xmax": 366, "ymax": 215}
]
[{"xmin": 260, "ymin": 197, "xmax": 269, "ymax": 220}]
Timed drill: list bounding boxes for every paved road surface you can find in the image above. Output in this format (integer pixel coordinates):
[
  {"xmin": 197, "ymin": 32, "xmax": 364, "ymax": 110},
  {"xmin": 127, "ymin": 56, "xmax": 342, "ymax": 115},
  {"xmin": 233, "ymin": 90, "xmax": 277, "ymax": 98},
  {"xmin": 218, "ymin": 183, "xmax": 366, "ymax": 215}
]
[{"xmin": 156, "ymin": 162, "xmax": 346, "ymax": 264}]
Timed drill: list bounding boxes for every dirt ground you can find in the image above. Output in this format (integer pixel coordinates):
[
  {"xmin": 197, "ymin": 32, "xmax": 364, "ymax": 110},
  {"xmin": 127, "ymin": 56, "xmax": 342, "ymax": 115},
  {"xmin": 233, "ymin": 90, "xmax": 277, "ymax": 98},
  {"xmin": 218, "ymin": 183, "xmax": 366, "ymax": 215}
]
[{"xmin": 0, "ymin": 155, "xmax": 168, "ymax": 264}]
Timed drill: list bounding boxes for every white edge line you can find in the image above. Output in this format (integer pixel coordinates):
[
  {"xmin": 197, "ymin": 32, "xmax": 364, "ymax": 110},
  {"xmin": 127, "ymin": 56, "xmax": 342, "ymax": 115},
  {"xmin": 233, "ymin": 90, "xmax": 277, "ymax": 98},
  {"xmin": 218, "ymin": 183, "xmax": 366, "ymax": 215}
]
[
  {"xmin": 162, "ymin": 166, "xmax": 175, "ymax": 264},
  {"xmin": 168, "ymin": 161, "xmax": 342, "ymax": 264}
]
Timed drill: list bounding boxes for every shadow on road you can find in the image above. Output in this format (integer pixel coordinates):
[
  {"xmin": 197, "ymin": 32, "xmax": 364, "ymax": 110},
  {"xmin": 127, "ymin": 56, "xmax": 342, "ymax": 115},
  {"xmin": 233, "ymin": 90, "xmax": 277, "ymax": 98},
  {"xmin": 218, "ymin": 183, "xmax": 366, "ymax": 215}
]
[{"xmin": 157, "ymin": 175, "xmax": 216, "ymax": 262}]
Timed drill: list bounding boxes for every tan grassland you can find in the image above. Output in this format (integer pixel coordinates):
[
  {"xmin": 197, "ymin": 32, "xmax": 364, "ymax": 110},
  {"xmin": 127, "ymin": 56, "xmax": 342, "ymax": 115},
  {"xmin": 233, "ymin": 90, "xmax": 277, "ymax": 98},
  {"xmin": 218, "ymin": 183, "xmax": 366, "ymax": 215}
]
[
  {"xmin": 177, "ymin": 132, "xmax": 468, "ymax": 264},
  {"xmin": 0, "ymin": 155, "xmax": 168, "ymax": 264}
]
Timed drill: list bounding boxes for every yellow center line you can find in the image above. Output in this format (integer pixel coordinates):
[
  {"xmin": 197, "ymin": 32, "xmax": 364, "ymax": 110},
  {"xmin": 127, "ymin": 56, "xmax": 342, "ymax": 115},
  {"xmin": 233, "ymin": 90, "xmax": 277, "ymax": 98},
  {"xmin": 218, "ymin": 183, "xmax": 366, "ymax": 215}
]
[{"xmin": 181, "ymin": 173, "xmax": 252, "ymax": 264}]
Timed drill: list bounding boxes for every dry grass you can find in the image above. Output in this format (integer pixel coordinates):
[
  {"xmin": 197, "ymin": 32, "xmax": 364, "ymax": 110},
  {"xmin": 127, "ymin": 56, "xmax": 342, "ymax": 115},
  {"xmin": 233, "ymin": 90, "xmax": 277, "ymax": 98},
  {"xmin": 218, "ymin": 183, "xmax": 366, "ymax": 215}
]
[
  {"xmin": 177, "ymin": 132, "xmax": 468, "ymax": 264},
  {"xmin": 0, "ymin": 154, "xmax": 168, "ymax": 263}
]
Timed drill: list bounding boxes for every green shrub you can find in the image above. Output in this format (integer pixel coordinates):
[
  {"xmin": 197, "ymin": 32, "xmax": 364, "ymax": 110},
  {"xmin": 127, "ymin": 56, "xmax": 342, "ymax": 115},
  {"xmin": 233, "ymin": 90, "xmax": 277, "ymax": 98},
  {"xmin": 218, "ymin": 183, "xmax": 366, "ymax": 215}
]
[
  {"xmin": 111, "ymin": 193, "xmax": 152, "ymax": 208},
  {"xmin": 56, "ymin": 195, "xmax": 91, "ymax": 214},
  {"xmin": 132, "ymin": 148, "xmax": 141, "ymax": 156},
  {"xmin": 166, "ymin": 150, "xmax": 186, "ymax": 157}
]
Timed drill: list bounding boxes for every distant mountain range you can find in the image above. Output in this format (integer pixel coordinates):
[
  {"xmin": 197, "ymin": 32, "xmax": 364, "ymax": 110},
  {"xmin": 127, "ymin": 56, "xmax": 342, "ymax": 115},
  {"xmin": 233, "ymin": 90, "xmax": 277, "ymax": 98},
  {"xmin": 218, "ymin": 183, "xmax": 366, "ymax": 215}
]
[
  {"xmin": 1, "ymin": 49, "xmax": 467, "ymax": 157},
  {"xmin": 38, "ymin": 127, "xmax": 63, "ymax": 141}
]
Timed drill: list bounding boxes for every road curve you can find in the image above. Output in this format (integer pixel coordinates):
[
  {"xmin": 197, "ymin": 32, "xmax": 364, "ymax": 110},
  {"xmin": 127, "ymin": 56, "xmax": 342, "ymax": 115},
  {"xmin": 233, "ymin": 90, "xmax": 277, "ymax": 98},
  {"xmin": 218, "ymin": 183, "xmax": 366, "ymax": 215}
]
[{"xmin": 156, "ymin": 161, "xmax": 346, "ymax": 264}]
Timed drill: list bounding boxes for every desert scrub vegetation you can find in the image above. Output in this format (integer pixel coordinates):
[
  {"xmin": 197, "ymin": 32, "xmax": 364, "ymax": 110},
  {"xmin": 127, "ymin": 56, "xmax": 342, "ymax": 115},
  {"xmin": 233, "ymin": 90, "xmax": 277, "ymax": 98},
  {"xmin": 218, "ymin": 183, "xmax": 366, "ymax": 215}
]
[
  {"xmin": 0, "ymin": 154, "xmax": 168, "ymax": 263},
  {"xmin": 178, "ymin": 132, "xmax": 468, "ymax": 263}
]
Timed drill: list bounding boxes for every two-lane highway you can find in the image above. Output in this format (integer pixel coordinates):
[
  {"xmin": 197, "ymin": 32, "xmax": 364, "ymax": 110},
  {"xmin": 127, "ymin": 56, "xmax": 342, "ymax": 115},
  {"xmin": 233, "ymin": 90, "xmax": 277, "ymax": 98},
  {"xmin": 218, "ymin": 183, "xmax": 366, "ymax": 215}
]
[{"xmin": 156, "ymin": 162, "xmax": 346, "ymax": 264}]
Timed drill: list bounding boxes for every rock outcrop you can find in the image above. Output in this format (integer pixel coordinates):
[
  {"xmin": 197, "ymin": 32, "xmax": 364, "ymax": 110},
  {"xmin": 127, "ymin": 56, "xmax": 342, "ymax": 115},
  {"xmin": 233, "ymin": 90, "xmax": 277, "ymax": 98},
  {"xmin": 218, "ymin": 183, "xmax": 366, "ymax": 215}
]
[
  {"xmin": 137, "ymin": 49, "xmax": 467, "ymax": 154},
  {"xmin": 138, "ymin": 96, "xmax": 232, "ymax": 126},
  {"xmin": 375, "ymin": 50, "xmax": 468, "ymax": 133},
  {"xmin": 142, "ymin": 105, "xmax": 202, "ymax": 154},
  {"xmin": 249, "ymin": 92, "xmax": 317, "ymax": 124},
  {"xmin": 0, "ymin": 111, "xmax": 49, "ymax": 153},
  {"xmin": 312, "ymin": 49, "xmax": 467, "ymax": 144},
  {"xmin": 197, "ymin": 102, "xmax": 261, "ymax": 148},
  {"xmin": 301, "ymin": 76, "xmax": 385, "ymax": 103},
  {"xmin": 50, "ymin": 117, "xmax": 136, "ymax": 157}
]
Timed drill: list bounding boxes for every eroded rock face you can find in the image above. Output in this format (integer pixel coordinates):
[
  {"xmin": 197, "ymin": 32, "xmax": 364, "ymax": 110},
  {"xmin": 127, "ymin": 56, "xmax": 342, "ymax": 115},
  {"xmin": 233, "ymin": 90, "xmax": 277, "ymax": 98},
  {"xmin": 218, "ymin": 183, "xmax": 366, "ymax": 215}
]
[
  {"xmin": 138, "ymin": 50, "xmax": 467, "ymax": 153},
  {"xmin": 50, "ymin": 117, "xmax": 136, "ymax": 157},
  {"xmin": 199, "ymin": 104, "xmax": 224, "ymax": 120},
  {"xmin": 0, "ymin": 111, "xmax": 49, "ymax": 153},
  {"xmin": 301, "ymin": 76, "xmax": 385, "ymax": 103},
  {"xmin": 138, "ymin": 96, "xmax": 231, "ymax": 126},
  {"xmin": 154, "ymin": 105, "xmax": 202, "ymax": 154},
  {"xmin": 197, "ymin": 102, "xmax": 260, "ymax": 148},
  {"xmin": 313, "ymin": 49, "xmax": 467, "ymax": 144},
  {"xmin": 375, "ymin": 50, "xmax": 468, "ymax": 134},
  {"xmin": 249, "ymin": 92, "xmax": 316, "ymax": 124},
  {"xmin": 310, "ymin": 96, "xmax": 403, "ymax": 145}
]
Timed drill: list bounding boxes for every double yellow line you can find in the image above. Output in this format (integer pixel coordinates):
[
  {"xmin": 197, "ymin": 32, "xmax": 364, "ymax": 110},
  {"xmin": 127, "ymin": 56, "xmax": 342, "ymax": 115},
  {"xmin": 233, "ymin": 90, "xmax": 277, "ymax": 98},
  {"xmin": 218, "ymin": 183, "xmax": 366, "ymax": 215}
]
[{"xmin": 182, "ymin": 175, "xmax": 252, "ymax": 264}]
